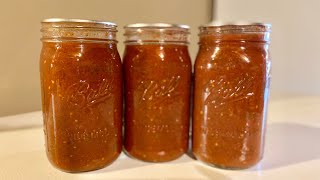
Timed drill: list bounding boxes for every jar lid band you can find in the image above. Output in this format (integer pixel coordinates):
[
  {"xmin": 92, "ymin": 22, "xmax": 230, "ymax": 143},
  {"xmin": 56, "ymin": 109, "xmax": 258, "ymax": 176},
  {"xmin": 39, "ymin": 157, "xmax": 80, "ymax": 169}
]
[
  {"xmin": 125, "ymin": 23, "xmax": 189, "ymax": 30},
  {"xmin": 40, "ymin": 18, "xmax": 117, "ymax": 42},
  {"xmin": 200, "ymin": 22, "xmax": 271, "ymax": 33},
  {"xmin": 41, "ymin": 18, "xmax": 117, "ymax": 29}
]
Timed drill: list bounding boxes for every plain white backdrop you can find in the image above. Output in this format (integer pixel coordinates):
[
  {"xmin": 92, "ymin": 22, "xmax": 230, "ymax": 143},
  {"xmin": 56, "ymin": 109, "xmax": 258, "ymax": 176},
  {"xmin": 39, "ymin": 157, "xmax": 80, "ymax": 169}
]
[
  {"xmin": 0, "ymin": 0, "xmax": 211, "ymax": 117},
  {"xmin": 1, "ymin": 0, "xmax": 319, "ymax": 117},
  {"xmin": 215, "ymin": 0, "xmax": 320, "ymax": 96}
]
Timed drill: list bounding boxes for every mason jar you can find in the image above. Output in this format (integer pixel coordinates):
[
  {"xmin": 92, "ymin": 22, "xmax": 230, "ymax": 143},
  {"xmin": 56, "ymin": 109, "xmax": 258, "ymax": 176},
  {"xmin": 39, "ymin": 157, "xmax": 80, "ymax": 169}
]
[
  {"xmin": 40, "ymin": 18, "xmax": 122, "ymax": 172},
  {"xmin": 192, "ymin": 23, "xmax": 271, "ymax": 169},
  {"xmin": 123, "ymin": 23, "xmax": 192, "ymax": 162}
]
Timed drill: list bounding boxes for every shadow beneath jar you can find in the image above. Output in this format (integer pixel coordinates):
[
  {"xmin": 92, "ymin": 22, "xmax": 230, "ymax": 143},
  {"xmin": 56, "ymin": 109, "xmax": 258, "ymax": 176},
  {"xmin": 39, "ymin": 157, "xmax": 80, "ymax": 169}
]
[
  {"xmin": 186, "ymin": 137, "xmax": 197, "ymax": 160},
  {"xmin": 186, "ymin": 150, "xmax": 197, "ymax": 160},
  {"xmin": 90, "ymin": 152, "xmax": 195, "ymax": 174},
  {"xmin": 251, "ymin": 122, "xmax": 320, "ymax": 171},
  {"xmin": 194, "ymin": 164, "xmax": 232, "ymax": 180}
]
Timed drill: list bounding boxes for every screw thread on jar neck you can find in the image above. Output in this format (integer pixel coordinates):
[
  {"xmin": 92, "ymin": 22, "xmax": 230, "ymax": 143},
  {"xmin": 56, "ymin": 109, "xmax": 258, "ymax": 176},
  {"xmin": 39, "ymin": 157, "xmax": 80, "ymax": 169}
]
[
  {"xmin": 41, "ymin": 18, "xmax": 118, "ymax": 43},
  {"xmin": 124, "ymin": 23, "xmax": 190, "ymax": 45},
  {"xmin": 199, "ymin": 23, "xmax": 271, "ymax": 44}
]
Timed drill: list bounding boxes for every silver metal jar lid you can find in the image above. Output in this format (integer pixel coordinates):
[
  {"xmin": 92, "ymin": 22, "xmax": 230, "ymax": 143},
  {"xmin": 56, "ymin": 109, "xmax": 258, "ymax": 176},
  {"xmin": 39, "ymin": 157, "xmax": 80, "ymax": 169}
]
[
  {"xmin": 124, "ymin": 23, "xmax": 189, "ymax": 29},
  {"xmin": 202, "ymin": 21, "xmax": 271, "ymax": 27},
  {"xmin": 41, "ymin": 18, "xmax": 117, "ymax": 28},
  {"xmin": 199, "ymin": 21, "xmax": 271, "ymax": 33},
  {"xmin": 201, "ymin": 21, "xmax": 271, "ymax": 29}
]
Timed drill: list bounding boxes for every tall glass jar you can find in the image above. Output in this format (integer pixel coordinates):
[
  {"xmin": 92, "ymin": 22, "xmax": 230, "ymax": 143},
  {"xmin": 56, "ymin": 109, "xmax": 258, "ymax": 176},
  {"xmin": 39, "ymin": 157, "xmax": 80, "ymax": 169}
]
[
  {"xmin": 123, "ymin": 23, "xmax": 192, "ymax": 162},
  {"xmin": 192, "ymin": 23, "xmax": 271, "ymax": 169},
  {"xmin": 40, "ymin": 18, "xmax": 122, "ymax": 172}
]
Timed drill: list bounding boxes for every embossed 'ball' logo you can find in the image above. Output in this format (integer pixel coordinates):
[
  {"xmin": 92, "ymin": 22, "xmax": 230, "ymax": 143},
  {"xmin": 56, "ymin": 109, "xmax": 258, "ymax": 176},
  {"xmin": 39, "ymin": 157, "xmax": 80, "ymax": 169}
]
[
  {"xmin": 66, "ymin": 79, "xmax": 113, "ymax": 109},
  {"xmin": 138, "ymin": 76, "xmax": 181, "ymax": 106},
  {"xmin": 204, "ymin": 73, "xmax": 255, "ymax": 107}
]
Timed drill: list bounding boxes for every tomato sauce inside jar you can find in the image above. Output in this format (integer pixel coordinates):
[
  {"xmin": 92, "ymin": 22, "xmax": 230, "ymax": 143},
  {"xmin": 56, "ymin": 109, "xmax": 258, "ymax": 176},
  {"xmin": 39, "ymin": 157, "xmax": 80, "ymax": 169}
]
[
  {"xmin": 192, "ymin": 23, "xmax": 271, "ymax": 169},
  {"xmin": 40, "ymin": 19, "xmax": 122, "ymax": 172},
  {"xmin": 123, "ymin": 24, "xmax": 192, "ymax": 162}
]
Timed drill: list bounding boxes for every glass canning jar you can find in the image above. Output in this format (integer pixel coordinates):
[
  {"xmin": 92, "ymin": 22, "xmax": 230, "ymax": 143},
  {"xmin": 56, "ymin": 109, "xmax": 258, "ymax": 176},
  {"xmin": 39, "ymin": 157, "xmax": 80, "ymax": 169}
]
[
  {"xmin": 192, "ymin": 23, "xmax": 271, "ymax": 169},
  {"xmin": 123, "ymin": 23, "xmax": 192, "ymax": 162},
  {"xmin": 40, "ymin": 18, "xmax": 122, "ymax": 172}
]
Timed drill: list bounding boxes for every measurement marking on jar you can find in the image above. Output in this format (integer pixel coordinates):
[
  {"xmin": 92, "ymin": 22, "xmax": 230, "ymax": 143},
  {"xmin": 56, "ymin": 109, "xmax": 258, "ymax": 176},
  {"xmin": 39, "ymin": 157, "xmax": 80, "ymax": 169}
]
[
  {"xmin": 65, "ymin": 128, "xmax": 116, "ymax": 142},
  {"xmin": 133, "ymin": 123, "xmax": 185, "ymax": 134},
  {"xmin": 199, "ymin": 126, "xmax": 259, "ymax": 139}
]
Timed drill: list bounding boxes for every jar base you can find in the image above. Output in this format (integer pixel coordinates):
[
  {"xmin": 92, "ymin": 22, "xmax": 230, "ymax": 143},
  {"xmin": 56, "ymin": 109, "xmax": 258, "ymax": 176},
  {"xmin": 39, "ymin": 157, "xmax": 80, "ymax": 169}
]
[
  {"xmin": 193, "ymin": 153, "xmax": 262, "ymax": 170},
  {"xmin": 46, "ymin": 151, "xmax": 121, "ymax": 173},
  {"xmin": 123, "ymin": 148, "xmax": 185, "ymax": 163}
]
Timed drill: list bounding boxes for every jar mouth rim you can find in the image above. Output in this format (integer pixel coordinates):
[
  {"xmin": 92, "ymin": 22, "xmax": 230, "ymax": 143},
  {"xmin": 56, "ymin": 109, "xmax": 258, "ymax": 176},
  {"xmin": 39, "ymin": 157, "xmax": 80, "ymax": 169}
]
[
  {"xmin": 200, "ymin": 22, "xmax": 271, "ymax": 33},
  {"xmin": 199, "ymin": 23, "xmax": 271, "ymax": 34},
  {"xmin": 41, "ymin": 18, "xmax": 117, "ymax": 28},
  {"xmin": 124, "ymin": 23, "xmax": 190, "ymax": 29},
  {"xmin": 201, "ymin": 21, "xmax": 271, "ymax": 28}
]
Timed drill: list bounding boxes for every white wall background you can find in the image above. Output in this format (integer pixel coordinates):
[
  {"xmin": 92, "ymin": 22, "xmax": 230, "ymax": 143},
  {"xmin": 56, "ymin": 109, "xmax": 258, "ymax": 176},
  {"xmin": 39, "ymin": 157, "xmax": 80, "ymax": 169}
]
[
  {"xmin": 1, "ymin": 0, "xmax": 319, "ymax": 117},
  {"xmin": 0, "ymin": 0, "xmax": 212, "ymax": 117},
  {"xmin": 215, "ymin": 0, "xmax": 320, "ymax": 96}
]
